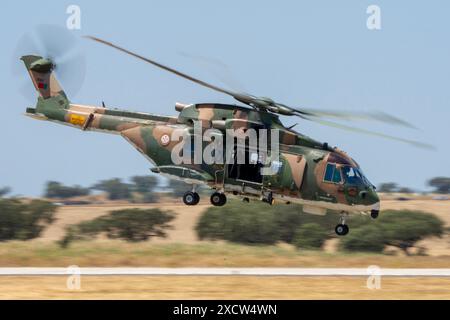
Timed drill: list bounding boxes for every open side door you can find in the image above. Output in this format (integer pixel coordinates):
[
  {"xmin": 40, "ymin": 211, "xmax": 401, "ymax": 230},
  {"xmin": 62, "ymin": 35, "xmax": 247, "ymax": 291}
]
[{"xmin": 223, "ymin": 146, "xmax": 264, "ymax": 195}]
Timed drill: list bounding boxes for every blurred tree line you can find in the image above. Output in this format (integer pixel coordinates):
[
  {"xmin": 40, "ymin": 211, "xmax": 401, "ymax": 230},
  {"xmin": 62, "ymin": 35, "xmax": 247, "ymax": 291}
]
[
  {"xmin": 45, "ymin": 181, "xmax": 90, "ymax": 199},
  {"xmin": 0, "ymin": 197, "xmax": 175, "ymax": 245},
  {"xmin": 60, "ymin": 208, "xmax": 175, "ymax": 247},
  {"xmin": 0, "ymin": 175, "xmax": 448, "ymax": 254},
  {"xmin": 0, "ymin": 195, "xmax": 445, "ymax": 256},
  {"xmin": 0, "ymin": 187, "xmax": 11, "ymax": 197},
  {"xmin": 2, "ymin": 175, "xmax": 449, "ymax": 203},
  {"xmin": 428, "ymin": 177, "xmax": 450, "ymax": 194},
  {"xmin": 378, "ymin": 176, "xmax": 450, "ymax": 194},
  {"xmin": 42, "ymin": 176, "xmax": 191, "ymax": 203},
  {"xmin": 340, "ymin": 210, "xmax": 443, "ymax": 254},
  {"xmin": 377, "ymin": 183, "xmax": 413, "ymax": 193},
  {"xmin": 195, "ymin": 201, "xmax": 445, "ymax": 255},
  {"xmin": 0, "ymin": 199, "xmax": 56, "ymax": 241}
]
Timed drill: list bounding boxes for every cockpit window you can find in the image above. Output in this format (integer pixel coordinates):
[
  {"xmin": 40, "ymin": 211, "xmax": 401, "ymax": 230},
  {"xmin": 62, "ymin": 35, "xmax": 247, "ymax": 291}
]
[
  {"xmin": 342, "ymin": 165, "xmax": 372, "ymax": 186},
  {"xmin": 324, "ymin": 163, "xmax": 342, "ymax": 184},
  {"xmin": 324, "ymin": 163, "xmax": 334, "ymax": 182},
  {"xmin": 333, "ymin": 166, "xmax": 342, "ymax": 183},
  {"xmin": 342, "ymin": 166, "xmax": 357, "ymax": 184}
]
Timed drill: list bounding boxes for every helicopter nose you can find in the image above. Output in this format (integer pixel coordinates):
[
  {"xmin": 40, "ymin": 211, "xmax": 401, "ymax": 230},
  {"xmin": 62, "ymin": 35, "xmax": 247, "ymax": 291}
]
[{"xmin": 358, "ymin": 187, "xmax": 379, "ymax": 205}]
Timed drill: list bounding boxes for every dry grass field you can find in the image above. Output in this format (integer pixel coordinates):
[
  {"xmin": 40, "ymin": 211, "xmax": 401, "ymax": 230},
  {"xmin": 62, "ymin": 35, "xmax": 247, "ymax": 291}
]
[{"xmin": 0, "ymin": 276, "xmax": 449, "ymax": 299}]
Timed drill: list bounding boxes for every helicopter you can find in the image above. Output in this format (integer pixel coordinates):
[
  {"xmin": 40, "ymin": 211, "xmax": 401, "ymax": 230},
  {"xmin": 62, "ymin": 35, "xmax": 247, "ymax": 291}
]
[{"xmin": 18, "ymin": 32, "xmax": 432, "ymax": 236}]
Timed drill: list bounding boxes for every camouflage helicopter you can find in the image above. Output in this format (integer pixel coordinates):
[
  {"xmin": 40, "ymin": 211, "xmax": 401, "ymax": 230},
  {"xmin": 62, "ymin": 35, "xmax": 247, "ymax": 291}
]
[{"xmin": 18, "ymin": 33, "xmax": 431, "ymax": 236}]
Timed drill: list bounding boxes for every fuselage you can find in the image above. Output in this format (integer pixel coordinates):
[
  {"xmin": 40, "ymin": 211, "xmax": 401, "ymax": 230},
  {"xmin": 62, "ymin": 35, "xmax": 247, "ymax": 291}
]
[{"xmin": 27, "ymin": 97, "xmax": 380, "ymax": 214}]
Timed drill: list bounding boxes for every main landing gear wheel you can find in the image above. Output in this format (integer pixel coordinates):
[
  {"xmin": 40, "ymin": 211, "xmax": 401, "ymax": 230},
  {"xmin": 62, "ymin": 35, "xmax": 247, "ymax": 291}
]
[
  {"xmin": 335, "ymin": 224, "xmax": 349, "ymax": 236},
  {"xmin": 183, "ymin": 191, "xmax": 200, "ymax": 206},
  {"xmin": 210, "ymin": 192, "xmax": 226, "ymax": 206}
]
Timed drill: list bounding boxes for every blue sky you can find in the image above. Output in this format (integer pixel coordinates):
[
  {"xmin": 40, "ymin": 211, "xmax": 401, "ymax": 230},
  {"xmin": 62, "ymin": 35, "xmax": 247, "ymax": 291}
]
[{"xmin": 1, "ymin": 0, "xmax": 449, "ymax": 196}]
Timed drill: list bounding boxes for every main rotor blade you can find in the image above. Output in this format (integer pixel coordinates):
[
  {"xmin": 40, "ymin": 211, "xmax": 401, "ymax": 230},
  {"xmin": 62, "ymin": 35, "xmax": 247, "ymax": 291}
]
[
  {"xmin": 85, "ymin": 36, "xmax": 423, "ymax": 139},
  {"xmin": 85, "ymin": 36, "xmax": 243, "ymax": 99},
  {"xmin": 302, "ymin": 116, "xmax": 434, "ymax": 150},
  {"xmin": 279, "ymin": 103, "xmax": 417, "ymax": 129},
  {"xmin": 178, "ymin": 51, "xmax": 247, "ymax": 93},
  {"xmin": 299, "ymin": 109, "xmax": 416, "ymax": 129}
]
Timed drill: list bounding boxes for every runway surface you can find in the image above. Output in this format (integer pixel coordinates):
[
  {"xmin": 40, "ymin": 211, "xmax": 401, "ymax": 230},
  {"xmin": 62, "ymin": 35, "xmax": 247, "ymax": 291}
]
[{"xmin": 1, "ymin": 267, "xmax": 450, "ymax": 276}]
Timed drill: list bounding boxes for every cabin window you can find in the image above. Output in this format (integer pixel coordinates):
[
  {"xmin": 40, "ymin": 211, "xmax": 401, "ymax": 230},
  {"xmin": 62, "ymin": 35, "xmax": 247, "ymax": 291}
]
[
  {"xmin": 270, "ymin": 160, "xmax": 283, "ymax": 174},
  {"xmin": 324, "ymin": 163, "xmax": 342, "ymax": 184},
  {"xmin": 227, "ymin": 148, "xmax": 263, "ymax": 184},
  {"xmin": 250, "ymin": 152, "xmax": 258, "ymax": 164}
]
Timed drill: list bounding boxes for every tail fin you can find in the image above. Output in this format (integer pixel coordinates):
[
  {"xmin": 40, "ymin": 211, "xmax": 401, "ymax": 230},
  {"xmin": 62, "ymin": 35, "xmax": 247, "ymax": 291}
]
[{"xmin": 21, "ymin": 55, "xmax": 68, "ymax": 101}]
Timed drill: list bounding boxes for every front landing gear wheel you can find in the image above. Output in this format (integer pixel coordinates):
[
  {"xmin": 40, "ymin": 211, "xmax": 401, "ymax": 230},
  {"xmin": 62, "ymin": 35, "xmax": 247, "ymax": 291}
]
[
  {"xmin": 335, "ymin": 224, "xmax": 349, "ymax": 236},
  {"xmin": 370, "ymin": 210, "xmax": 379, "ymax": 219},
  {"xmin": 210, "ymin": 192, "xmax": 226, "ymax": 206},
  {"xmin": 183, "ymin": 191, "xmax": 200, "ymax": 206}
]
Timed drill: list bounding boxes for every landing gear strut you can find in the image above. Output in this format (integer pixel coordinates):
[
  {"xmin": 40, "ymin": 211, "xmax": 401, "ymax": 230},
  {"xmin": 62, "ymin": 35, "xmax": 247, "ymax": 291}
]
[
  {"xmin": 335, "ymin": 212, "xmax": 349, "ymax": 236},
  {"xmin": 210, "ymin": 192, "xmax": 226, "ymax": 206},
  {"xmin": 183, "ymin": 191, "xmax": 200, "ymax": 206},
  {"xmin": 261, "ymin": 191, "xmax": 275, "ymax": 205}
]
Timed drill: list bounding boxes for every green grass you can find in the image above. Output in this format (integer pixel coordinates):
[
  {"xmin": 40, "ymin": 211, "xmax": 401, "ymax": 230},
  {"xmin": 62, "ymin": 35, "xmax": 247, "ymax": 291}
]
[{"xmin": 0, "ymin": 240, "xmax": 448, "ymax": 268}]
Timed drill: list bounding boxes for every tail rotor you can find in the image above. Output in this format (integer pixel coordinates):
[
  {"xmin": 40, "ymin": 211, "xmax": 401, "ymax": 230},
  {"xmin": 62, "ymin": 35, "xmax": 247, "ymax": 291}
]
[{"xmin": 12, "ymin": 24, "xmax": 86, "ymax": 101}]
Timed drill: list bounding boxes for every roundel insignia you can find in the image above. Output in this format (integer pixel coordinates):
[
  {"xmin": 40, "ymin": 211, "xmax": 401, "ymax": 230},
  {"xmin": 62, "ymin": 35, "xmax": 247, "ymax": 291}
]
[{"xmin": 160, "ymin": 134, "xmax": 171, "ymax": 146}]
